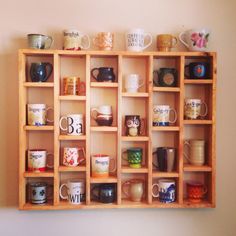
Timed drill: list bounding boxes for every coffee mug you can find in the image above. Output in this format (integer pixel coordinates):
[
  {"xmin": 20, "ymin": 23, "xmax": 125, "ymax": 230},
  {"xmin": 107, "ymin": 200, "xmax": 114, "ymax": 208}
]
[
  {"xmin": 59, "ymin": 180, "xmax": 85, "ymax": 204},
  {"xmin": 184, "ymin": 99, "xmax": 208, "ymax": 120},
  {"xmin": 63, "ymin": 147, "xmax": 86, "ymax": 167},
  {"xmin": 156, "ymin": 34, "xmax": 178, "ymax": 52},
  {"xmin": 28, "ymin": 149, "xmax": 54, "ymax": 172},
  {"xmin": 122, "ymin": 148, "xmax": 143, "ymax": 168},
  {"xmin": 63, "ymin": 29, "xmax": 90, "ymax": 50},
  {"xmin": 93, "ymin": 32, "xmax": 114, "ymax": 50},
  {"xmin": 63, "ymin": 77, "xmax": 86, "ymax": 95},
  {"xmin": 179, "ymin": 28, "xmax": 210, "ymax": 51},
  {"xmin": 91, "ymin": 105, "xmax": 113, "ymax": 126},
  {"xmin": 122, "ymin": 179, "xmax": 144, "ymax": 202},
  {"xmin": 30, "ymin": 62, "xmax": 53, "ymax": 82},
  {"xmin": 152, "ymin": 179, "xmax": 175, "ymax": 203},
  {"xmin": 91, "ymin": 184, "xmax": 116, "ymax": 203},
  {"xmin": 153, "ymin": 68, "xmax": 178, "ymax": 87},
  {"xmin": 27, "ymin": 34, "xmax": 53, "ymax": 49},
  {"xmin": 153, "ymin": 147, "xmax": 175, "ymax": 172},
  {"xmin": 27, "ymin": 104, "xmax": 53, "ymax": 126},
  {"xmin": 124, "ymin": 74, "xmax": 144, "ymax": 93},
  {"xmin": 91, "ymin": 154, "xmax": 116, "ymax": 178},
  {"xmin": 59, "ymin": 114, "xmax": 84, "ymax": 135},
  {"xmin": 125, "ymin": 115, "xmax": 144, "ymax": 136},
  {"xmin": 29, "ymin": 182, "xmax": 52, "ymax": 204},
  {"xmin": 91, "ymin": 67, "xmax": 115, "ymax": 82},
  {"xmin": 184, "ymin": 139, "xmax": 205, "ymax": 166},
  {"xmin": 126, "ymin": 28, "xmax": 152, "ymax": 52},
  {"xmin": 153, "ymin": 105, "xmax": 177, "ymax": 126},
  {"xmin": 186, "ymin": 181, "xmax": 207, "ymax": 203},
  {"xmin": 185, "ymin": 62, "xmax": 210, "ymax": 79}
]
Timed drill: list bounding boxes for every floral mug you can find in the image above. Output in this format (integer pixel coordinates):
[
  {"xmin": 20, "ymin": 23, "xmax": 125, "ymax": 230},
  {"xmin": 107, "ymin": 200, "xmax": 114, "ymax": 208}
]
[{"xmin": 179, "ymin": 28, "xmax": 210, "ymax": 52}]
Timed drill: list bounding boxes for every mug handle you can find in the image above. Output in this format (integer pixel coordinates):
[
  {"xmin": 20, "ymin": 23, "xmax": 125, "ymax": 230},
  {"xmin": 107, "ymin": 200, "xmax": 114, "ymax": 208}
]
[
  {"xmin": 183, "ymin": 140, "xmax": 191, "ymax": 162},
  {"xmin": 81, "ymin": 34, "xmax": 90, "ymax": 49},
  {"xmin": 91, "ymin": 68, "xmax": 99, "ymax": 81},
  {"xmin": 59, "ymin": 183, "xmax": 68, "ymax": 200},
  {"xmin": 45, "ymin": 36, "xmax": 53, "ymax": 49},
  {"xmin": 122, "ymin": 181, "xmax": 131, "ymax": 198},
  {"xmin": 46, "ymin": 107, "xmax": 54, "ymax": 123},
  {"xmin": 46, "ymin": 152, "xmax": 54, "ymax": 169},
  {"xmin": 78, "ymin": 81, "xmax": 86, "ymax": 95},
  {"xmin": 200, "ymin": 102, "xmax": 208, "ymax": 118},
  {"xmin": 59, "ymin": 116, "xmax": 68, "ymax": 131},
  {"xmin": 109, "ymin": 156, "xmax": 117, "ymax": 173},
  {"xmin": 169, "ymin": 108, "xmax": 177, "ymax": 124},
  {"xmin": 179, "ymin": 31, "xmax": 189, "ymax": 49},
  {"xmin": 138, "ymin": 78, "xmax": 144, "ymax": 88},
  {"xmin": 91, "ymin": 108, "xmax": 98, "ymax": 120},
  {"xmin": 142, "ymin": 33, "xmax": 152, "ymax": 50},
  {"xmin": 91, "ymin": 185, "xmax": 100, "ymax": 201},
  {"xmin": 172, "ymin": 36, "xmax": 178, "ymax": 47},
  {"xmin": 152, "ymin": 151, "xmax": 158, "ymax": 169},
  {"xmin": 42, "ymin": 63, "xmax": 53, "ymax": 82},
  {"xmin": 184, "ymin": 65, "xmax": 190, "ymax": 78},
  {"xmin": 77, "ymin": 147, "xmax": 86, "ymax": 165},
  {"xmin": 152, "ymin": 183, "xmax": 159, "ymax": 198}
]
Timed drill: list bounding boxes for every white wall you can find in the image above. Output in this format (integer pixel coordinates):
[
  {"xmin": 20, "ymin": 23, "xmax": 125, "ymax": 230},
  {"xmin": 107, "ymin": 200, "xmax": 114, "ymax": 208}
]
[{"xmin": 0, "ymin": 0, "xmax": 236, "ymax": 235}]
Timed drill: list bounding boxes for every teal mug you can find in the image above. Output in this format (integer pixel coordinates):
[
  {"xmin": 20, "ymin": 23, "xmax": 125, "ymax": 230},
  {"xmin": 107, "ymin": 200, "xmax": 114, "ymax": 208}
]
[{"xmin": 122, "ymin": 148, "xmax": 143, "ymax": 168}]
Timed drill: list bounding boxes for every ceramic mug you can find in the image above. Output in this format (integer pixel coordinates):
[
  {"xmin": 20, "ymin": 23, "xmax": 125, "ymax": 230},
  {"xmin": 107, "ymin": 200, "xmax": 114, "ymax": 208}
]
[
  {"xmin": 153, "ymin": 105, "xmax": 177, "ymax": 126},
  {"xmin": 63, "ymin": 77, "xmax": 86, "ymax": 95},
  {"xmin": 60, "ymin": 180, "xmax": 85, "ymax": 204},
  {"xmin": 186, "ymin": 181, "xmax": 207, "ymax": 203},
  {"xmin": 91, "ymin": 154, "xmax": 116, "ymax": 178},
  {"xmin": 184, "ymin": 139, "xmax": 205, "ymax": 166},
  {"xmin": 27, "ymin": 34, "xmax": 53, "ymax": 49},
  {"xmin": 185, "ymin": 62, "xmax": 210, "ymax": 79},
  {"xmin": 29, "ymin": 182, "xmax": 52, "ymax": 204},
  {"xmin": 179, "ymin": 28, "xmax": 210, "ymax": 52},
  {"xmin": 28, "ymin": 149, "xmax": 54, "ymax": 172},
  {"xmin": 63, "ymin": 29, "xmax": 90, "ymax": 50},
  {"xmin": 27, "ymin": 104, "xmax": 53, "ymax": 126},
  {"xmin": 93, "ymin": 32, "xmax": 114, "ymax": 50},
  {"xmin": 156, "ymin": 34, "xmax": 178, "ymax": 52},
  {"xmin": 91, "ymin": 105, "xmax": 113, "ymax": 126},
  {"xmin": 122, "ymin": 147, "xmax": 143, "ymax": 168},
  {"xmin": 124, "ymin": 74, "xmax": 144, "ymax": 93},
  {"xmin": 184, "ymin": 99, "xmax": 208, "ymax": 120},
  {"xmin": 153, "ymin": 147, "xmax": 175, "ymax": 172},
  {"xmin": 30, "ymin": 62, "xmax": 53, "ymax": 82},
  {"xmin": 91, "ymin": 67, "xmax": 115, "ymax": 82},
  {"xmin": 153, "ymin": 68, "xmax": 178, "ymax": 87},
  {"xmin": 91, "ymin": 184, "xmax": 116, "ymax": 203},
  {"xmin": 126, "ymin": 28, "xmax": 152, "ymax": 52},
  {"xmin": 59, "ymin": 114, "xmax": 84, "ymax": 135},
  {"xmin": 122, "ymin": 179, "xmax": 144, "ymax": 202},
  {"xmin": 63, "ymin": 147, "xmax": 86, "ymax": 167},
  {"xmin": 152, "ymin": 179, "xmax": 175, "ymax": 203},
  {"xmin": 125, "ymin": 115, "xmax": 144, "ymax": 136}
]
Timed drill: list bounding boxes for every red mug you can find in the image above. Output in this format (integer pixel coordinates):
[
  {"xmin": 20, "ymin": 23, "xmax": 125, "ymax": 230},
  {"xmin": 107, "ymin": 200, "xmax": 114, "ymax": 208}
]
[{"xmin": 186, "ymin": 181, "xmax": 207, "ymax": 203}]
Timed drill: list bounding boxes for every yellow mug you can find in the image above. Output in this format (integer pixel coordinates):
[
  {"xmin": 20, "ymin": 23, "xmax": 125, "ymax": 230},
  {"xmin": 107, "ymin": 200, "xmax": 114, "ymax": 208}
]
[{"xmin": 156, "ymin": 34, "xmax": 178, "ymax": 52}]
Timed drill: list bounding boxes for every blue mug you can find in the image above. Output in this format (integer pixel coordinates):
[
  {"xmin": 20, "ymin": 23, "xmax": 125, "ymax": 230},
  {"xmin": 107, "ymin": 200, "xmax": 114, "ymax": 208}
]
[
  {"xmin": 185, "ymin": 62, "xmax": 210, "ymax": 79},
  {"xmin": 30, "ymin": 62, "xmax": 53, "ymax": 82}
]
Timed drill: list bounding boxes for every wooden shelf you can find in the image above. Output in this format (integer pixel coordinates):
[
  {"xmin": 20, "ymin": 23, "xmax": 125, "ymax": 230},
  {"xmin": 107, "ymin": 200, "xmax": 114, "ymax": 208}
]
[
  {"xmin": 183, "ymin": 199, "xmax": 214, "ymax": 208},
  {"xmin": 152, "ymin": 126, "xmax": 180, "ymax": 131},
  {"xmin": 122, "ymin": 92, "xmax": 149, "ymax": 97},
  {"xmin": 153, "ymin": 87, "xmax": 180, "ymax": 92},
  {"xmin": 90, "ymin": 177, "xmax": 118, "ymax": 183},
  {"xmin": 59, "ymin": 135, "xmax": 86, "ymax": 140},
  {"xmin": 90, "ymin": 126, "xmax": 118, "ymax": 132},
  {"xmin": 121, "ymin": 167, "xmax": 148, "ymax": 173},
  {"xmin": 121, "ymin": 136, "xmax": 149, "ymax": 141},
  {"xmin": 184, "ymin": 79, "xmax": 213, "ymax": 84},
  {"xmin": 22, "ymin": 201, "xmax": 54, "ymax": 210},
  {"xmin": 183, "ymin": 120, "xmax": 213, "ymax": 125},
  {"xmin": 58, "ymin": 166, "xmax": 86, "ymax": 172},
  {"xmin": 24, "ymin": 82, "xmax": 54, "ymax": 87},
  {"xmin": 152, "ymin": 171, "xmax": 179, "ymax": 178},
  {"xmin": 183, "ymin": 165, "xmax": 212, "ymax": 172},
  {"xmin": 24, "ymin": 125, "xmax": 54, "ymax": 131},
  {"xmin": 23, "ymin": 171, "xmax": 54, "ymax": 177},
  {"xmin": 152, "ymin": 200, "xmax": 181, "ymax": 208},
  {"xmin": 59, "ymin": 95, "xmax": 86, "ymax": 101},
  {"xmin": 90, "ymin": 82, "xmax": 118, "ymax": 88}
]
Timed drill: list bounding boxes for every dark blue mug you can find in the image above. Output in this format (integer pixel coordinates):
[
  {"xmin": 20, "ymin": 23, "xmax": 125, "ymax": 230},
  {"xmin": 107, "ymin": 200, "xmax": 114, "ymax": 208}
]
[
  {"xmin": 185, "ymin": 62, "xmax": 210, "ymax": 79},
  {"xmin": 91, "ymin": 184, "xmax": 116, "ymax": 203},
  {"xmin": 30, "ymin": 62, "xmax": 53, "ymax": 82}
]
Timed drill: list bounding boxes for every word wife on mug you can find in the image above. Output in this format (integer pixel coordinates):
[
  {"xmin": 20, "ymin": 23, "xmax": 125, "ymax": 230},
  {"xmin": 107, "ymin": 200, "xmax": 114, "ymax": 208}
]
[{"xmin": 59, "ymin": 114, "xmax": 84, "ymax": 135}]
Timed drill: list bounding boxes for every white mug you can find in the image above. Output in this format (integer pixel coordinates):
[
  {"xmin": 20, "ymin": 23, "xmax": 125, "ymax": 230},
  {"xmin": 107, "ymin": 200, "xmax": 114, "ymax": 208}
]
[
  {"xmin": 126, "ymin": 28, "xmax": 152, "ymax": 52},
  {"xmin": 59, "ymin": 114, "xmax": 84, "ymax": 135},
  {"xmin": 63, "ymin": 29, "xmax": 90, "ymax": 50},
  {"xmin": 27, "ymin": 104, "xmax": 53, "ymax": 126},
  {"xmin": 28, "ymin": 149, "xmax": 53, "ymax": 172},
  {"xmin": 125, "ymin": 74, "xmax": 144, "ymax": 93},
  {"xmin": 153, "ymin": 105, "xmax": 177, "ymax": 126},
  {"xmin": 63, "ymin": 147, "xmax": 86, "ymax": 167},
  {"xmin": 184, "ymin": 99, "xmax": 208, "ymax": 120},
  {"xmin": 179, "ymin": 28, "xmax": 210, "ymax": 52},
  {"xmin": 91, "ymin": 154, "xmax": 116, "ymax": 178},
  {"xmin": 59, "ymin": 180, "xmax": 85, "ymax": 205}
]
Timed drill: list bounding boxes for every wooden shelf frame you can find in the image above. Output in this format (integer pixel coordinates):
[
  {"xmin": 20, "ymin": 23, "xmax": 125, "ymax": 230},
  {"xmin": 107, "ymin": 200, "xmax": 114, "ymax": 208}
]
[{"xmin": 18, "ymin": 49, "xmax": 216, "ymax": 210}]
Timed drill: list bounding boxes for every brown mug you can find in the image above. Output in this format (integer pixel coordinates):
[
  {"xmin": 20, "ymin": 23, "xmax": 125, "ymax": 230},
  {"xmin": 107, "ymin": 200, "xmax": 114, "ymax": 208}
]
[
  {"xmin": 156, "ymin": 34, "xmax": 178, "ymax": 52},
  {"xmin": 124, "ymin": 115, "xmax": 145, "ymax": 136}
]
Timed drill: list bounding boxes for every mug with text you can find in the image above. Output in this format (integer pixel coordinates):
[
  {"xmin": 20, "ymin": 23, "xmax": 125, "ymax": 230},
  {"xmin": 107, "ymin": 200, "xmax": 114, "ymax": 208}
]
[
  {"xmin": 184, "ymin": 99, "xmax": 208, "ymax": 120},
  {"xmin": 153, "ymin": 105, "xmax": 177, "ymax": 126}
]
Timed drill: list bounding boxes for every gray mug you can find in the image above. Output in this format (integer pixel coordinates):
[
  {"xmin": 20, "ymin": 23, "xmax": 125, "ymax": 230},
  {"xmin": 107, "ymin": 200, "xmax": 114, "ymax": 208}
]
[{"xmin": 27, "ymin": 34, "xmax": 53, "ymax": 49}]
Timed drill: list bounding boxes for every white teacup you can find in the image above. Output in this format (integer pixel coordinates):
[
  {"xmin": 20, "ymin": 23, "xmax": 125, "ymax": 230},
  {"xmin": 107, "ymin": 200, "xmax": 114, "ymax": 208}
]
[{"xmin": 125, "ymin": 74, "xmax": 144, "ymax": 93}]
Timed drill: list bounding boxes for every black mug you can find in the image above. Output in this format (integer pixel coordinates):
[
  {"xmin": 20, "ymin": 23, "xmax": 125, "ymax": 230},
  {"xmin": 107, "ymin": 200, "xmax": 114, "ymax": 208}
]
[
  {"xmin": 91, "ymin": 67, "xmax": 115, "ymax": 82},
  {"xmin": 153, "ymin": 68, "xmax": 178, "ymax": 87},
  {"xmin": 91, "ymin": 184, "xmax": 116, "ymax": 203},
  {"xmin": 185, "ymin": 62, "xmax": 210, "ymax": 79},
  {"xmin": 30, "ymin": 62, "xmax": 53, "ymax": 82}
]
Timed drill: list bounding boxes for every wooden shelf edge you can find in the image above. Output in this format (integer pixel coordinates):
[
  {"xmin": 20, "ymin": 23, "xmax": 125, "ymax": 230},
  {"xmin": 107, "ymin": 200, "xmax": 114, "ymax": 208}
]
[
  {"xmin": 121, "ymin": 167, "xmax": 149, "ymax": 173},
  {"xmin": 184, "ymin": 79, "xmax": 213, "ymax": 84},
  {"xmin": 23, "ymin": 171, "xmax": 54, "ymax": 177},
  {"xmin": 152, "ymin": 172, "xmax": 179, "ymax": 178},
  {"xmin": 121, "ymin": 136, "xmax": 149, "ymax": 141},
  {"xmin": 153, "ymin": 87, "xmax": 180, "ymax": 92},
  {"xmin": 90, "ymin": 82, "xmax": 118, "ymax": 88},
  {"xmin": 90, "ymin": 126, "xmax": 118, "ymax": 132},
  {"xmin": 59, "ymin": 95, "xmax": 86, "ymax": 101},
  {"xmin": 59, "ymin": 135, "xmax": 86, "ymax": 140},
  {"xmin": 58, "ymin": 166, "xmax": 86, "ymax": 172},
  {"xmin": 90, "ymin": 177, "xmax": 118, "ymax": 183},
  {"xmin": 122, "ymin": 92, "xmax": 149, "ymax": 97},
  {"xmin": 183, "ymin": 120, "xmax": 213, "ymax": 125},
  {"xmin": 152, "ymin": 126, "xmax": 180, "ymax": 131},
  {"xmin": 183, "ymin": 165, "xmax": 212, "ymax": 172},
  {"xmin": 24, "ymin": 125, "xmax": 54, "ymax": 131},
  {"xmin": 24, "ymin": 82, "xmax": 54, "ymax": 87}
]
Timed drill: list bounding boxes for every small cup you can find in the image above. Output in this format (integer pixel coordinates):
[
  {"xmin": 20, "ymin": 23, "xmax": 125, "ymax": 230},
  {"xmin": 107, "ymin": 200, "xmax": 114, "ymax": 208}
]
[
  {"xmin": 153, "ymin": 68, "xmax": 178, "ymax": 87},
  {"xmin": 156, "ymin": 34, "xmax": 177, "ymax": 52},
  {"xmin": 186, "ymin": 181, "xmax": 207, "ymax": 203},
  {"xmin": 91, "ymin": 67, "xmax": 115, "ymax": 82},
  {"xmin": 93, "ymin": 32, "xmax": 114, "ymax": 50},
  {"xmin": 29, "ymin": 182, "xmax": 52, "ymax": 204},
  {"xmin": 122, "ymin": 148, "xmax": 143, "ymax": 168},
  {"xmin": 124, "ymin": 74, "xmax": 144, "ymax": 93},
  {"xmin": 91, "ymin": 105, "xmax": 113, "ymax": 126},
  {"xmin": 63, "ymin": 77, "xmax": 86, "ymax": 95},
  {"xmin": 153, "ymin": 105, "xmax": 177, "ymax": 126},
  {"xmin": 122, "ymin": 179, "xmax": 144, "ymax": 202},
  {"xmin": 185, "ymin": 62, "xmax": 210, "ymax": 79},
  {"xmin": 27, "ymin": 104, "xmax": 53, "ymax": 126},
  {"xmin": 30, "ymin": 62, "xmax": 53, "ymax": 82},
  {"xmin": 91, "ymin": 184, "xmax": 116, "ymax": 203},
  {"xmin": 27, "ymin": 34, "xmax": 53, "ymax": 49},
  {"xmin": 184, "ymin": 99, "xmax": 208, "ymax": 120},
  {"xmin": 63, "ymin": 147, "xmax": 86, "ymax": 167}
]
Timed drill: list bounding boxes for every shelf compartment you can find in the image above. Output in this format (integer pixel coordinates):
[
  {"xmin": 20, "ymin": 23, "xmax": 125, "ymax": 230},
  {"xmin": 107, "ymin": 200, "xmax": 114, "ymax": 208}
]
[
  {"xmin": 90, "ymin": 177, "xmax": 118, "ymax": 183},
  {"xmin": 183, "ymin": 165, "xmax": 212, "ymax": 172},
  {"xmin": 152, "ymin": 126, "xmax": 180, "ymax": 131},
  {"xmin": 58, "ymin": 166, "xmax": 86, "ymax": 172},
  {"xmin": 184, "ymin": 79, "xmax": 213, "ymax": 84},
  {"xmin": 152, "ymin": 171, "xmax": 179, "ymax": 178},
  {"xmin": 183, "ymin": 120, "xmax": 213, "ymax": 125},
  {"xmin": 59, "ymin": 135, "xmax": 86, "ymax": 140},
  {"xmin": 121, "ymin": 136, "xmax": 149, "ymax": 142},
  {"xmin": 23, "ymin": 171, "xmax": 54, "ymax": 177},
  {"xmin": 121, "ymin": 167, "xmax": 148, "ymax": 173},
  {"xmin": 90, "ymin": 82, "xmax": 118, "ymax": 88},
  {"xmin": 59, "ymin": 95, "xmax": 86, "ymax": 101},
  {"xmin": 90, "ymin": 126, "xmax": 118, "ymax": 132},
  {"xmin": 24, "ymin": 125, "xmax": 54, "ymax": 131},
  {"xmin": 122, "ymin": 92, "xmax": 149, "ymax": 97},
  {"xmin": 24, "ymin": 82, "xmax": 54, "ymax": 88},
  {"xmin": 153, "ymin": 87, "xmax": 180, "ymax": 92}
]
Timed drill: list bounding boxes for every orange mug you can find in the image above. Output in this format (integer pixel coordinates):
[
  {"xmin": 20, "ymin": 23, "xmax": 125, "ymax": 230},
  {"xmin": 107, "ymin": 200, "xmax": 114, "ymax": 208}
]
[
  {"xmin": 186, "ymin": 181, "xmax": 207, "ymax": 203},
  {"xmin": 63, "ymin": 77, "xmax": 85, "ymax": 95}
]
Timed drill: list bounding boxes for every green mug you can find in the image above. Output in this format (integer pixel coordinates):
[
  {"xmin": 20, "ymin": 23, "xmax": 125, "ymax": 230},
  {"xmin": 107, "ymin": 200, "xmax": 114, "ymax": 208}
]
[{"xmin": 122, "ymin": 148, "xmax": 143, "ymax": 168}]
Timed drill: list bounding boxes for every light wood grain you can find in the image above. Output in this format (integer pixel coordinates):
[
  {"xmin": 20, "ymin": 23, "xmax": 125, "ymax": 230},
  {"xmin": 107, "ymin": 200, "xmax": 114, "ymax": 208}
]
[{"xmin": 24, "ymin": 82, "xmax": 54, "ymax": 87}]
